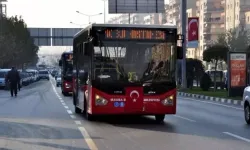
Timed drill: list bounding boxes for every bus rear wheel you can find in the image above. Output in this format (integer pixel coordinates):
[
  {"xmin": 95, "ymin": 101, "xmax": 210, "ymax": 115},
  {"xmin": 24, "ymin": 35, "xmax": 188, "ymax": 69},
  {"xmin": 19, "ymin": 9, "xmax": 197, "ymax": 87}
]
[
  {"xmin": 75, "ymin": 106, "xmax": 81, "ymax": 114},
  {"xmin": 155, "ymin": 115, "xmax": 165, "ymax": 123}
]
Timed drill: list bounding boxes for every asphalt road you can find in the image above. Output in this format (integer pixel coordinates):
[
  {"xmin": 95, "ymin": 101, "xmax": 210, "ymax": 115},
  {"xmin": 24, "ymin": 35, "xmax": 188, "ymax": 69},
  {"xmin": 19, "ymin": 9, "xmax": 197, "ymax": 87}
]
[{"xmin": 0, "ymin": 77, "xmax": 250, "ymax": 150}]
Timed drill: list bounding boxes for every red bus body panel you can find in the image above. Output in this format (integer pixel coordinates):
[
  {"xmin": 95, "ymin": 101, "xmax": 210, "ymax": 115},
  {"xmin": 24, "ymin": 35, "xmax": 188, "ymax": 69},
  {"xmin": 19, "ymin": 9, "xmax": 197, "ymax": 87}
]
[{"xmin": 84, "ymin": 86, "xmax": 176, "ymax": 115}]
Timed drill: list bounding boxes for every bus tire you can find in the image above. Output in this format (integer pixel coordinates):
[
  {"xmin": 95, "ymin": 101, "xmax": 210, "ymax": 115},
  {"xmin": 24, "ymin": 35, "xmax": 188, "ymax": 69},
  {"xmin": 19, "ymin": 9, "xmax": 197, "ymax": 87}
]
[
  {"xmin": 75, "ymin": 106, "xmax": 81, "ymax": 114},
  {"xmin": 86, "ymin": 112, "xmax": 94, "ymax": 121},
  {"xmin": 155, "ymin": 115, "xmax": 165, "ymax": 123}
]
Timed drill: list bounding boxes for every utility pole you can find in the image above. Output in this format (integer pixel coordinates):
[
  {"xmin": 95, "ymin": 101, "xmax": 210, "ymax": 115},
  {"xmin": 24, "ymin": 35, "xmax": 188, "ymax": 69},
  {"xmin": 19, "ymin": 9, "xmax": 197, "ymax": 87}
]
[
  {"xmin": 128, "ymin": 14, "xmax": 131, "ymax": 24},
  {"xmin": 102, "ymin": 0, "xmax": 107, "ymax": 23},
  {"xmin": 181, "ymin": 0, "xmax": 187, "ymax": 89}
]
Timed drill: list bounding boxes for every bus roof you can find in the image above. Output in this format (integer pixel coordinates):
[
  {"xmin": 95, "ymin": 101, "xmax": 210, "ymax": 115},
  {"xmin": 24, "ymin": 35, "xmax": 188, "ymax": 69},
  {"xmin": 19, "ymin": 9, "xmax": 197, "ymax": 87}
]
[{"xmin": 73, "ymin": 23, "xmax": 177, "ymax": 45}]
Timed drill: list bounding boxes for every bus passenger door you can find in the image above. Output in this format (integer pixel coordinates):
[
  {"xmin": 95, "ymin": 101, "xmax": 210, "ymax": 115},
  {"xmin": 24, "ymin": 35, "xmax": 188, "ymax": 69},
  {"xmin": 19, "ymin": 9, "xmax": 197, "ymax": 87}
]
[
  {"xmin": 78, "ymin": 85, "xmax": 85, "ymax": 110},
  {"xmin": 78, "ymin": 72, "xmax": 88, "ymax": 110}
]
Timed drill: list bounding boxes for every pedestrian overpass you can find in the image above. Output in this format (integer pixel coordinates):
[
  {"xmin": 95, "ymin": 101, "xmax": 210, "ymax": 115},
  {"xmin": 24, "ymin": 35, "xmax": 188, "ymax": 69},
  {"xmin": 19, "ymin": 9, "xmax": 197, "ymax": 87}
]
[{"xmin": 28, "ymin": 28, "xmax": 81, "ymax": 46}]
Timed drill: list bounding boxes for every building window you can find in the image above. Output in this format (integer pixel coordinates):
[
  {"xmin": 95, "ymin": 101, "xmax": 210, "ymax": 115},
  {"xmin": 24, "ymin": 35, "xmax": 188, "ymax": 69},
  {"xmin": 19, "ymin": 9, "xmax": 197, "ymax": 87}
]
[
  {"xmin": 237, "ymin": 2, "xmax": 239, "ymax": 7},
  {"xmin": 248, "ymin": 16, "xmax": 250, "ymax": 22},
  {"xmin": 237, "ymin": 15, "xmax": 238, "ymax": 20}
]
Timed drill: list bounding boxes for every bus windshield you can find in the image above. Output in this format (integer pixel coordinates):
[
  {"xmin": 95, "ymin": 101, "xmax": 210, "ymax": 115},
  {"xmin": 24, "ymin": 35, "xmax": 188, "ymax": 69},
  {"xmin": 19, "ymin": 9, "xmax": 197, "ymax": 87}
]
[
  {"xmin": 92, "ymin": 41, "xmax": 176, "ymax": 84},
  {"xmin": 62, "ymin": 54, "xmax": 73, "ymax": 76}
]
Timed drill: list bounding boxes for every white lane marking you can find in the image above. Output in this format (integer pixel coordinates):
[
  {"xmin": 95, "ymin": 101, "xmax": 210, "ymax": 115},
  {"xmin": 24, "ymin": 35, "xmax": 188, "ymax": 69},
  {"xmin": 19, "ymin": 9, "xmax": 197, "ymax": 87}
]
[
  {"xmin": 62, "ymin": 103, "xmax": 66, "ymax": 106},
  {"xmin": 64, "ymin": 106, "xmax": 69, "ymax": 109},
  {"xmin": 60, "ymin": 100, "xmax": 64, "ymax": 103},
  {"xmin": 78, "ymin": 127, "xmax": 98, "ymax": 150},
  {"xmin": 181, "ymin": 97, "xmax": 244, "ymax": 110},
  {"xmin": 174, "ymin": 115, "xmax": 196, "ymax": 122},
  {"xmin": 223, "ymin": 132, "xmax": 250, "ymax": 143},
  {"xmin": 58, "ymin": 97, "xmax": 63, "ymax": 100},
  {"xmin": 75, "ymin": 120, "xmax": 81, "ymax": 125},
  {"xmin": 70, "ymin": 115, "xmax": 76, "ymax": 119},
  {"xmin": 67, "ymin": 110, "xmax": 73, "ymax": 114}
]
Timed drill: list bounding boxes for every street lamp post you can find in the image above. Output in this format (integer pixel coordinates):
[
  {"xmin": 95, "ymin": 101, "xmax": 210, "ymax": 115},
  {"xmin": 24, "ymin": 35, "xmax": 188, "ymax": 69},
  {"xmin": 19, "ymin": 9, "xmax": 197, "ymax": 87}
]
[
  {"xmin": 181, "ymin": 0, "xmax": 187, "ymax": 89},
  {"xmin": 76, "ymin": 11, "xmax": 102, "ymax": 24},
  {"xmin": 101, "ymin": 0, "xmax": 108, "ymax": 23},
  {"xmin": 70, "ymin": 21, "xmax": 86, "ymax": 28}
]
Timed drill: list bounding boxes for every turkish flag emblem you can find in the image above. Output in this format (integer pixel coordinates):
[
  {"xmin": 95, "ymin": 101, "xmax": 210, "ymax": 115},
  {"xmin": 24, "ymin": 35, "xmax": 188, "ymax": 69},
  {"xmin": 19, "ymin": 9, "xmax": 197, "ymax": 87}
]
[{"xmin": 188, "ymin": 17, "xmax": 199, "ymax": 42}]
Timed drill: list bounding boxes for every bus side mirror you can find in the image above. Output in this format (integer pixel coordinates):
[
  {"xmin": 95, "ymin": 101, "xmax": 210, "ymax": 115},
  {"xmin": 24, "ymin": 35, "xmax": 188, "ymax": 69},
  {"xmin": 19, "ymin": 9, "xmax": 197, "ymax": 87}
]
[
  {"xmin": 177, "ymin": 46, "xmax": 183, "ymax": 59},
  {"xmin": 59, "ymin": 60, "xmax": 62, "ymax": 66}
]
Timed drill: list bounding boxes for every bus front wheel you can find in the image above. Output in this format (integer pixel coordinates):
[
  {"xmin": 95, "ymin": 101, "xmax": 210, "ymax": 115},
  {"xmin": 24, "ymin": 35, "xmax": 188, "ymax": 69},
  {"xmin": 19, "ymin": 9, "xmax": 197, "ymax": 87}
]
[{"xmin": 155, "ymin": 115, "xmax": 165, "ymax": 123}]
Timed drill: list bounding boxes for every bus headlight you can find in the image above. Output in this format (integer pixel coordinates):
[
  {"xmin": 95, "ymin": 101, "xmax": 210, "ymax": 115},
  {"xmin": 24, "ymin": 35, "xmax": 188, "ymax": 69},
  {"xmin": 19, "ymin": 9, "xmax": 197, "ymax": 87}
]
[
  {"xmin": 161, "ymin": 95, "xmax": 174, "ymax": 106},
  {"xmin": 95, "ymin": 95, "xmax": 108, "ymax": 106},
  {"xmin": 65, "ymin": 83, "xmax": 71, "ymax": 88}
]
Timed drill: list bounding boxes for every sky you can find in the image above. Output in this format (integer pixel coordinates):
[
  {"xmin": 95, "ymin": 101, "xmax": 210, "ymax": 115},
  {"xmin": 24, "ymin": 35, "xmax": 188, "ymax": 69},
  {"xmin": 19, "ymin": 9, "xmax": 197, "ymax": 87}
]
[{"xmin": 6, "ymin": 0, "xmax": 169, "ymax": 54}]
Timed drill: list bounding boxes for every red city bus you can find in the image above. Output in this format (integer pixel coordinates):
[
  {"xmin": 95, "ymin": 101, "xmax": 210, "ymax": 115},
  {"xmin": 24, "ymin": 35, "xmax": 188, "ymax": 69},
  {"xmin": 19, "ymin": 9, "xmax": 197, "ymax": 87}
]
[
  {"xmin": 59, "ymin": 51, "xmax": 73, "ymax": 95},
  {"xmin": 72, "ymin": 24, "xmax": 183, "ymax": 122}
]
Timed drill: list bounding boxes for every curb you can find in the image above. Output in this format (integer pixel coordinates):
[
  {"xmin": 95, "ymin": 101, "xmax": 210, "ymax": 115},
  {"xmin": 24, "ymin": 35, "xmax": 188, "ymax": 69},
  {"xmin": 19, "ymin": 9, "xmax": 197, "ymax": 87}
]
[{"xmin": 177, "ymin": 92, "xmax": 244, "ymax": 107}]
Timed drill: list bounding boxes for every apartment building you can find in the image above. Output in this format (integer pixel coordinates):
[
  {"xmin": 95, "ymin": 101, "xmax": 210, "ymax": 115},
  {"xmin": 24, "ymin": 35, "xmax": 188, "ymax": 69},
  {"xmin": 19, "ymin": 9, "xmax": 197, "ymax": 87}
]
[
  {"xmin": 108, "ymin": 14, "xmax": 148, "ymax": 24},
  {"xmin": 0, "ymin": 0, "xmax": 7, "ymax": 17},
  {"xmin": 225, "ymin": 0, "xmax": 250, "ymax": 30},
  {"xmin": 167, "ymin": 0, "xmax": 196, "ymax": 33},
  {"xmin": 197, "ymin": 0, "xmax": 225, "ymax": 59},
  {"xmin": 245, "ymin": 11, "xmax": 250, "ymax": 30}
]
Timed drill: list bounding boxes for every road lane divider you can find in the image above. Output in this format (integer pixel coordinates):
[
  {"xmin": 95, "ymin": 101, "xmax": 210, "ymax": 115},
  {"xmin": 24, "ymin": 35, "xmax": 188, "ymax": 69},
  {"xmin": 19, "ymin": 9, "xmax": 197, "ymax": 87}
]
[
  {"xmin": 78, "ymin": 127, "xmax": 99, "ymax": 150},
  {"xmin": 67, "ymin": 110, "xmax": 73, "ymax": 114},
  {"xmin": 223, "ymin": 132, "xmax": 250, "ymax": 143},
  {"xmin": 50, "ymin": 80, "xmax": 99, "ymax": 150},
  {"xmin": 70, "ymin": 115, "xmax": 76, "ymax": 119},
  {"xmin": 181, "ymin": 97, "xmax": 244, "ymax": 111},
  {"xmin": 75, "ymin": 120, "xmax": 82, "ymax": 125},
  {"xmin": 174, "ymin": 115, "xmax": 196, "ymax": 122}
]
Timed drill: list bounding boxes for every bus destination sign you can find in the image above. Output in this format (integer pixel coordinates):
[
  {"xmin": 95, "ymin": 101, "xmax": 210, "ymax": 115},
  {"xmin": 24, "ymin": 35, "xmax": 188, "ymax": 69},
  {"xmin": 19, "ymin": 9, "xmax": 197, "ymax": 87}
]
[{"xmin": 104, "ymin": 28, "xmax": 167, "ymax": 41}]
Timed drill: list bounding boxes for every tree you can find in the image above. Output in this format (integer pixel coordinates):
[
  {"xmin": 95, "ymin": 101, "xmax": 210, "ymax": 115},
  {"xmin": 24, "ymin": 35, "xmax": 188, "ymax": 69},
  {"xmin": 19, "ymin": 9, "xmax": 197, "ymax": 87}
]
[
  {"xmin": 0, "ymin": 15, "xmax": 39, "ymax": 68},
  {"xmin": 216, "ymin": 27, "xmax": 250, "ymax": 52},
  {"xmin": 203, "ymin": 45, "xmax": 228, "ymax": 91},
  {"xmin": 186, "ymin": 58, "xmax": 205, "ymax": 88},
  {"xmin": 177, "ymin": 59, "xmax": 204, "ymax": 88}
]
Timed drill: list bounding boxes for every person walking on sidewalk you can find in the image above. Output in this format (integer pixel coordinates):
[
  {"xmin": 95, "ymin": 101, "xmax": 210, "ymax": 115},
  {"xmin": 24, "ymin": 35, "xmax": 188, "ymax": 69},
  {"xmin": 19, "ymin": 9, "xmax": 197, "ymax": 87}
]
[{"xmin": 6, "ymin": 67, "xmax": 21, "ymax": 97}]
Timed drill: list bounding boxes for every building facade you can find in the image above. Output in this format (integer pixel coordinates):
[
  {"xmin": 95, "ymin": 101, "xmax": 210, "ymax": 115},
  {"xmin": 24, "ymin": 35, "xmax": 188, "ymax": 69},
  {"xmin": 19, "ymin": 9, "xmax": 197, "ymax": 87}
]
[
  {"xmin": 197, "ymin": 0, "xmax": 225, "ymax": 59},
  {"xmin": 107, "ymin": 0, "xmax": 250, "ymax": 60},
  {"xmin": 0, "ymin": 0, "xmax": 7, "ymax": 17},
  {"xmin": 225, "ymin": 0, "xmax": 250, "ymax": 30}
]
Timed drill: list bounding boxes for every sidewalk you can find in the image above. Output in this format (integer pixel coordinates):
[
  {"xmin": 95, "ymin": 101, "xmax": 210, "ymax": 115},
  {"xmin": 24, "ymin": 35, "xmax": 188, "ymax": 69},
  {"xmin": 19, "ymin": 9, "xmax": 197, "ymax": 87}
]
[{"xmin": 178, "ymin": 91, "xmax": 244, "ymax": 106}]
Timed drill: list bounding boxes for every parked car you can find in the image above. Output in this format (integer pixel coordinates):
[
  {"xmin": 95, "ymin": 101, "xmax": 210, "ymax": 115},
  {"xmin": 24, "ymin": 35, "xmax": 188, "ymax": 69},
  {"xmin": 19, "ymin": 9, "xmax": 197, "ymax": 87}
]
[
  {"xmin": 20, "ymin": 72, "xmax": 30, "ymax": 86},
  {"xmin": 0, "ymin": 69, "xmax": 11, "ymax": 89},
  {"xmin": 39, "ymin": 70, "xmax": 49, "ymax": 80},
  {"xmin": 51, "ymin": 70, "xmax": 58, "ymax": 77},
  {"xmin": 55, "ymin": 72, "xmax": 61, "ymax": 80},
  {"xmin": 243, "ymin": 86, "xmax": 250, "ymax": 124},
  {"xmin": 56, "ymin": 77, "xmax": 61, "ymax": 87},
  {"xmin": 26, "ymin": 69, "xmax": 39, "ymax": 81}
]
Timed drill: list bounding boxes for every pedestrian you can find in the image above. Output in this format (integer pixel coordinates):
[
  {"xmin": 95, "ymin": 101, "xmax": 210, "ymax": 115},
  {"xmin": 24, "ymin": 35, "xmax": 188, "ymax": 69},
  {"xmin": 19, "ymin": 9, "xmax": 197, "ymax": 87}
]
[{"xmin": 6, "ymin": 67, "xmax": 21, "ymax": 97}]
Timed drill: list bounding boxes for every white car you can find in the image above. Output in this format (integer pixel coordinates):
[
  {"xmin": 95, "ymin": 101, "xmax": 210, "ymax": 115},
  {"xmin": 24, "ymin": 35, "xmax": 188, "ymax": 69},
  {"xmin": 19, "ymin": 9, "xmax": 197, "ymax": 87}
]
[
  {"xmin": 56, "ymin": 77, "xmax": 61, "ymax": 87},
  {"xmin": 243, "ymin": 86, "xmax": 250, "ymax": 124}
]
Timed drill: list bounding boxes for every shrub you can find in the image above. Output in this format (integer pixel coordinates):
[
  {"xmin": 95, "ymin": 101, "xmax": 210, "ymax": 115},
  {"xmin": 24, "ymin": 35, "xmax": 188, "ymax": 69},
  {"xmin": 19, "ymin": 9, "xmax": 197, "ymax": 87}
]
[{"xmin": 200, "ymin": 73, "xmax": 211, "ymax": 91}]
